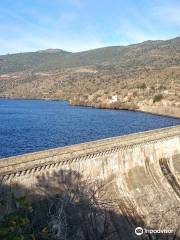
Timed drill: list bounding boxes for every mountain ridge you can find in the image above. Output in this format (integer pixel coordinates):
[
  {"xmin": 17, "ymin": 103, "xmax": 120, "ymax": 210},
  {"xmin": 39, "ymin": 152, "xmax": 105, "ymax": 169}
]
[
  {"xmin": 1, "ymin": 36, "xmax": 180, "ymax": 56},
  {"xmin": 0, "ymin": 36, "xmax": 179, "ymax": 74}
]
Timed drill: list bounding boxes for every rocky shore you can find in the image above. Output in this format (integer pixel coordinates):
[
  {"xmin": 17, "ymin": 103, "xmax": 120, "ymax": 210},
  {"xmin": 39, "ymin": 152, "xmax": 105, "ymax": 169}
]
[{"xmin": 69, "ymin": 96, "xmax": 180, "ymax": 118}]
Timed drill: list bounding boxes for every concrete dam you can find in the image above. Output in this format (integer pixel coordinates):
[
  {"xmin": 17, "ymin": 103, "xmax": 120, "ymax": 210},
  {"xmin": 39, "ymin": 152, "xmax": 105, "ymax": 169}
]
[{"xmin": 0, "ymin": 125, "xmax": 180, "ymax": 239}]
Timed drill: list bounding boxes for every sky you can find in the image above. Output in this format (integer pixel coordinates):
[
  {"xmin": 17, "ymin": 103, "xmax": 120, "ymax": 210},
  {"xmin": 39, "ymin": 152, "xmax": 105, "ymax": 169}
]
[{"xmin": 0, "ymin": 0, "xmax": 180, "ymax": 54}]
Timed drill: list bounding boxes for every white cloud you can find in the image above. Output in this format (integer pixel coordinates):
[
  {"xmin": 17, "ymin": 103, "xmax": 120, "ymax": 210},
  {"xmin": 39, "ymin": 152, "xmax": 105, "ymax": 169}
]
[
  {"xmin": 123, "ymin": 29, "xmax": 155, "ymax": 43},
  {"xmin": 0, "ymin": 32, "xmax": 106, "ymax": 55},
  {"xmin": 1, "ymin": 0, "xmax": 179, "ymax": 55},
  {"xmin": 153, "ymin": 2, "xmax": 180, "ymax": 26},
  {"xmin": 0, "ymin": 1, "xmax": 106, "ymax": 54},
  {"xmin": 0, "ymin": 5, "xmax": 106, "ymax": 54},
  {"xmin": 115, "ymin": 19, "xmax": 163, "ymax": 44}
]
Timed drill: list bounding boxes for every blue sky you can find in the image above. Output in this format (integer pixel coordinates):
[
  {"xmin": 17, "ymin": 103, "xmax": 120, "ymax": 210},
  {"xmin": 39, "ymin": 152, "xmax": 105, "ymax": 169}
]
[{"xmin": 0, "ymin": 0, "xmax": 180, "ymax": 54}]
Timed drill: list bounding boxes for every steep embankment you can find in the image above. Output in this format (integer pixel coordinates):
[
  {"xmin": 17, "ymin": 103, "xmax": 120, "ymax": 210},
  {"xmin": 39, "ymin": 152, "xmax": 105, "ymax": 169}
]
[{"xmin": 0, "ymin": 37, "xmax": 180, "ymax": 117}]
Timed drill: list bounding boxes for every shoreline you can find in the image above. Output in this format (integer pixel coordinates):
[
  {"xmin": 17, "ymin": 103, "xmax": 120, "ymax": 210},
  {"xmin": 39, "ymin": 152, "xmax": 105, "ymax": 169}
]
[
  {"xmin": 0, "ymin": 96, "xmax": 180, "ymax": 119},
  {"xmin": 71, "ymin": 102, "xmax": 180, "ymax": 119}
]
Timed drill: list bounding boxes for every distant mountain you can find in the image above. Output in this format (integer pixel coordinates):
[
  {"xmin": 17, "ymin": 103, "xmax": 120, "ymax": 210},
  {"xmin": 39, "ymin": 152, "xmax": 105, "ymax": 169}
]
[
  {"xmin": 36, "ymin": 49, "xmax": 69, "ymax": 53},
  {"xmin": 0, "ymin": 37, "xmax": 179, "ymax": 74},
  {"xmin": 0, "ymin": 37, "xmax": 179, "ymax": 117},
  {"xmin": 0, "ymin": 49, "xmax": 71, "ymax": 74}
]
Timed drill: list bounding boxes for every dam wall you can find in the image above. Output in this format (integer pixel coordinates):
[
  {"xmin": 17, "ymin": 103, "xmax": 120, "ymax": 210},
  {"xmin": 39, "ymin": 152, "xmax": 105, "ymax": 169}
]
[{"xmin": 0, "ymin": 125, "xmax": 180, "ymax": 238}]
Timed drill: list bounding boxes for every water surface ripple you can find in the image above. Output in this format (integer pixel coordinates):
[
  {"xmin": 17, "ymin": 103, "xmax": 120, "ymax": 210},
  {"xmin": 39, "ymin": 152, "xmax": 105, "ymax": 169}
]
[{"xmin": 0, "ymin": 99, "xmax": 180, "ymax": 158}]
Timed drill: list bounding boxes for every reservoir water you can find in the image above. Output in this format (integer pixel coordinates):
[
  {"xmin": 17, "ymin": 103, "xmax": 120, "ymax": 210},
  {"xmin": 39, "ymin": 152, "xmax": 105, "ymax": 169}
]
[{"xmin": 0, "ymin": 98, "xmax": 180, "ymax": 158}]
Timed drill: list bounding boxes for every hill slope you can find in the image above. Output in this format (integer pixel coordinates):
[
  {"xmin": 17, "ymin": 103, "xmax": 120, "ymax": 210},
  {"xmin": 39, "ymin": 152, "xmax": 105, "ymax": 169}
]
[
  {"xmin": 0, "ymin": 37, "xmax": 180, "ymax": 74},
  {"xmin": 0, "ymin": 37, "xmax": 180, "ymax": 117}
]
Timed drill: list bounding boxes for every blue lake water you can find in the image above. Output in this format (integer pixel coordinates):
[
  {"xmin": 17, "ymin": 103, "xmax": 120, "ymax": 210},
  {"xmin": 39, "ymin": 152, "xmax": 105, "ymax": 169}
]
[{"xmin": 0, "ymin": 98, "xmax": 180, "ymax": 158}]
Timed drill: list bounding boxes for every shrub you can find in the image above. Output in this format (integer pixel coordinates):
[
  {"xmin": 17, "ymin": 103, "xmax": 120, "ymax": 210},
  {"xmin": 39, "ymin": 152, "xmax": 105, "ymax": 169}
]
[
  {"xmin": 153, "ymin": 94, "xmax": 163, "ymax": 103},
  {"xmin": 0, "ymin": 196, "xmax": 49, "ymax": 240},
  {"xmin": 137, "ymin": 83, "xmax": 147, "ymax": 89}
]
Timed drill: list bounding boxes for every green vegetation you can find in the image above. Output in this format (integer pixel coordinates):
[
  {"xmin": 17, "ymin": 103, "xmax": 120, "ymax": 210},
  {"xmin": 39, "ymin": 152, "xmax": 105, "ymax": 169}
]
[
  {"xmin": 0, "ymin": 171, "xmax": 121, "ymax": 240},
  {"xmin": 136, "ymin": 83, "xmax": 147, "ymax": 89},
  {"xmin": 0, "ymin": 37, "xmax": 179, "ymax": 74},
  {"xmin": 0, "ymin": 50, "xmax": 70, "ymax": 74},
  {"xmin": 0, "ymin": 196, "xmax": 45, "ymax": 240},
  {"xmin": 153, "ymin": 94, "xmax": 163, "ymax": 103}
]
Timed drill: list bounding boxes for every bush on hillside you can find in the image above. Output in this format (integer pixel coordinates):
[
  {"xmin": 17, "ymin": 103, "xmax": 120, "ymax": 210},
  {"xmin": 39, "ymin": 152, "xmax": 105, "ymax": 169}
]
[
  {"xmin": 153, "ymin": 94, "xmax": 163, "ymax": 103},
  {"xmin": 137, "ymin": 83, "xmax": 147, "ymax": 89}
]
